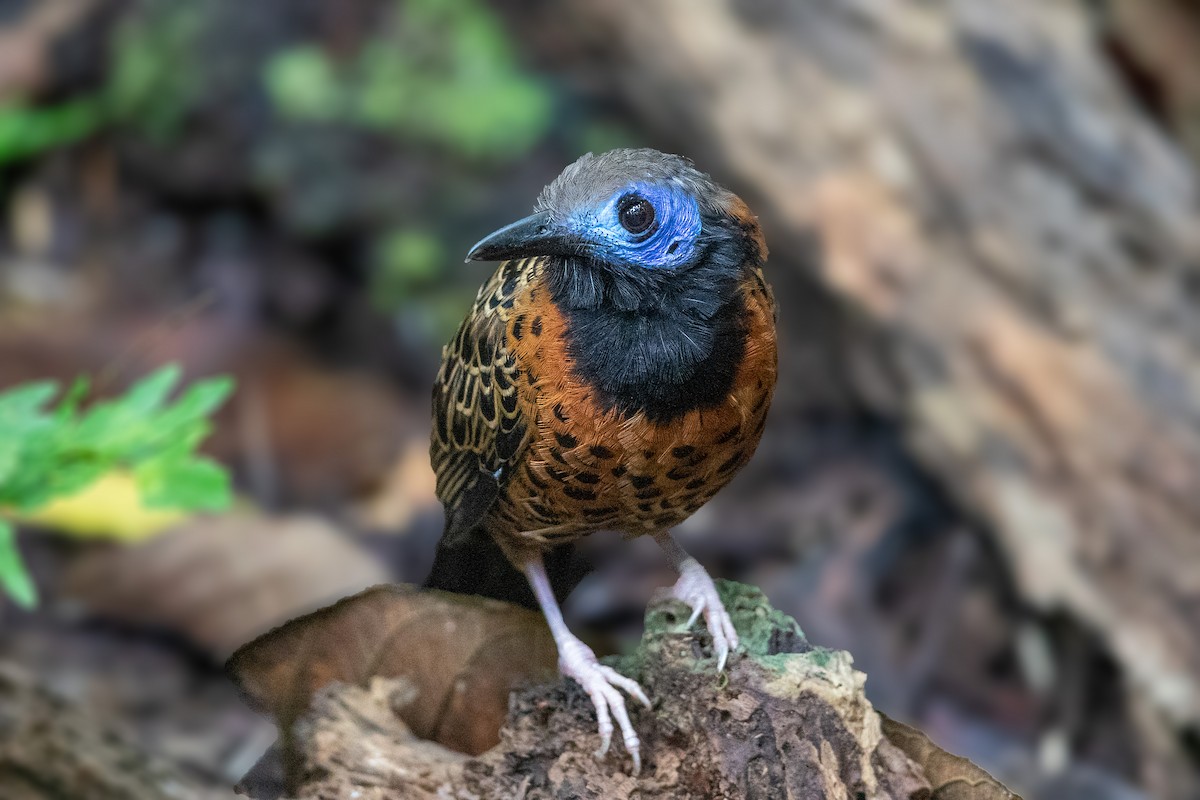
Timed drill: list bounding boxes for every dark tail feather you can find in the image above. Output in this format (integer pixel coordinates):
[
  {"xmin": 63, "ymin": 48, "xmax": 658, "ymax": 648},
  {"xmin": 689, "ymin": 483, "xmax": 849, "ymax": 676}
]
[{"xmin": 422, "ymin": 526, "xmax": 587, "ymax": 610}]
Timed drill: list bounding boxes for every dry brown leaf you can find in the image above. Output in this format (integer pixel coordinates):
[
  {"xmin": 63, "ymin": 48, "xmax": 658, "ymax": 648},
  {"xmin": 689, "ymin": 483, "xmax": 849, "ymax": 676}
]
[
  {"xmin": 352, "ymin": 437, "xmax": 439, "ymax": 531},
  {"xmin": 62, "ymin": 512, "xmax": 389, "ymax": 658},
  {"xmin": 882, "ymin": 715, "xmax": 1022, "ymax": 800},
  {"xmin": 226, "ymin": 585, "xmax": 557, "ymax": 761}
]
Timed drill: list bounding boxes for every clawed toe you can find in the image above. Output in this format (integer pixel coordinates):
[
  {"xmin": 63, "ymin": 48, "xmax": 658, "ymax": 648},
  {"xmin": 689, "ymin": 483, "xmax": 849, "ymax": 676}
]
[
  {"xmin": 670, "ymin": 558, "xmax": 740, "ymax": 670},
  {"xmin": 558, "ymin": 637, "xmax": 647, "ymax": 775}
]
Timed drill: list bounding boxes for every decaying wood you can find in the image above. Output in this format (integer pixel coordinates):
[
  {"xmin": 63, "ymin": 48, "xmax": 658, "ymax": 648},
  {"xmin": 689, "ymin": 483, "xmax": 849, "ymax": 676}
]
[
  {"xmin": 257, "ymin": 584, "xmax": 1016, "ymax": 800},
  {"xmin": 0, "ymin": 664, "xmax": 227, "ymax": 800},
  {"xmin": 506, "ymin": 0, "xmax": 1200, "ymax": 738}
]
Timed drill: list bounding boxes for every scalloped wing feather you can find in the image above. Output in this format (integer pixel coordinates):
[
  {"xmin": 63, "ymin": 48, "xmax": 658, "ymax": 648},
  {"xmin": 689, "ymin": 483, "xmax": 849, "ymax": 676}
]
[{"xmin": 431, "ymin": 259, "xmax": 533, "ymax": 543}]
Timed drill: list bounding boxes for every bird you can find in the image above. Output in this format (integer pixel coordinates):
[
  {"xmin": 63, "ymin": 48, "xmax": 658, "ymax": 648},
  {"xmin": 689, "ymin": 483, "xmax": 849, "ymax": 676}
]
[{"xmin": 425, "ymin": 148, "xmax": 777, "ymax": 774}]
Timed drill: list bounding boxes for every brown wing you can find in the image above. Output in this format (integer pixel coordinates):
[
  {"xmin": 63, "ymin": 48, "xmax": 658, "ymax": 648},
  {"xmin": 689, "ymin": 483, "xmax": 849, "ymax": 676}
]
[{"xmin": 431, "ymin": 258, "xmax": 532, "ymax": 544}]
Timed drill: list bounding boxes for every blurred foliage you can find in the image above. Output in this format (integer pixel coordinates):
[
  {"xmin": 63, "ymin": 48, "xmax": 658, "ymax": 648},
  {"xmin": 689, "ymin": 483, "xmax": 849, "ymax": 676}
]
[
  {"xmin": 0, "ymin": 100, "xmax": 103, "ymax": 168},
  {"xmin": 0, "ymin": 3, "xmax": 206, "ymax": 165},
  {"xmin": 264, "ymin": 0, "xmax": 553, "ymax": 160},
  {"xmin": 106, "ymin": 2, "xmax": 208, "ymax": 140},
  {"xmin": 372, "ymin": 227, "xmax": 448, "ymax": 304},
  {"xmin": 0, "ymin": 365, "xmax": 234, "ymax": 608},
  {"xmin": 0, "ymin": 0, "xmax": 628, "ymax": 324}
]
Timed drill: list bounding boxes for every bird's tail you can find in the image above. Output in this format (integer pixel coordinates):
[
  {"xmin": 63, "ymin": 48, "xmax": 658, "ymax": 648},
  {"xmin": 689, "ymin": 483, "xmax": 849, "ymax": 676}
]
[{"xmin": 422, "ymin": 526, "xmax": 586, "ymax": 610}]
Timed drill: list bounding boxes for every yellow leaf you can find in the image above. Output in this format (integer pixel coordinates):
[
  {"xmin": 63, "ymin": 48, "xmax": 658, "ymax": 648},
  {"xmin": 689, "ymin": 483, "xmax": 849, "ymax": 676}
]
[{"xmin": 10, "ymin": 471, "xmax": 188, "ymax": 541}]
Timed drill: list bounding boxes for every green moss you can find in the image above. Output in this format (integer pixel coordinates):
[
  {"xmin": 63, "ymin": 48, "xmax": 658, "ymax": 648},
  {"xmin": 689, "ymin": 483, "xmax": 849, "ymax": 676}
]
[
  {"xmin": 716, "ymin": 580, "xmax": 805, "ymax": 657},
  {"xmin": 612, "ymin": 580, "xmax": 810, "ymax": 678}
]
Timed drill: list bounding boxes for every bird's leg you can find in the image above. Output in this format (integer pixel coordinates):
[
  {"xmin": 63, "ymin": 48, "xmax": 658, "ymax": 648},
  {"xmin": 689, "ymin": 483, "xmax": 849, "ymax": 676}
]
[
  {"xmin": 654, "ymin": 532, "xmax": 740, "ymax": 670},
  {"xmin": 521, "ymin": 550, "xmax": 651, "ymax": 774}
]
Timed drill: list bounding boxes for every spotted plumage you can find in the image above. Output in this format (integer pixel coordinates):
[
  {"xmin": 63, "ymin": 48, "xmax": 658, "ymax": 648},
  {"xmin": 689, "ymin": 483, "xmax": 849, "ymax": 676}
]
[{"xmin": 426, "ymin": 148, "xmax": 776, "ymax": 774}]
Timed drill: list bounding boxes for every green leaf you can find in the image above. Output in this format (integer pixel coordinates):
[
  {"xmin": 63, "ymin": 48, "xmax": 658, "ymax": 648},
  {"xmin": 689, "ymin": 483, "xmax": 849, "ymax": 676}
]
[
  {"xmin": 115, "ymin": 363, "xmax": 182, "ymax": 416},
  {"xmin": 72, "ymin": 364, "xmax": 183, "ymax": 456},
  {"xmin": 0, "ymin": 100, "xmax": 103, "ymax": 167},
  {"xmin": 0, "ymin": 381, "xmax": 58, "ymax": 489},
  {"xmin": 161, "ymin": 374, "xmax": 234, "ymax": 425},
  {"xmin": 0, "ymin": 380, "xmax": 58, "ymax": 420},
  {"xmin": 0, "ymin": 521, "xmax": 37, "ymax": 609},
  {"xmin": 55, "ymin": 376, "xmax": 91, "ymax": 421},
  {"xmin": 136, "ymin": 457, "xmax": 230, "ymax": 511}
]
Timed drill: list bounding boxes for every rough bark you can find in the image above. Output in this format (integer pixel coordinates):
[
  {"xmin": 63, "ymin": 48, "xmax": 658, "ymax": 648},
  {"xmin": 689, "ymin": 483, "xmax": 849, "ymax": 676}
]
[
  {"xmin": 265, "ymin": 584, "xmax": 1015, "ymax": 800},
  {"xmin": 504, "ymin": 0, "xmax": 1200, "ymax": 733}
]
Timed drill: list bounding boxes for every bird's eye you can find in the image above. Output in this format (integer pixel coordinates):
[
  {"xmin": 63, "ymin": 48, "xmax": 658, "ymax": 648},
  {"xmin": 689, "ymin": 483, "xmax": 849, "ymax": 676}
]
[{"xmin": 617, "ymin": 194, "xmax": 655, "ymax": 235}]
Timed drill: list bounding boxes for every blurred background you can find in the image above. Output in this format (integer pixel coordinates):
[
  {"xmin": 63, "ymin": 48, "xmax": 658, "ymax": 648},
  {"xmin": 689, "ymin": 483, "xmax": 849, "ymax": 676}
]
[{"xmin": 1, "ymin": 0, "xmax": 1199, "ymax": 798}]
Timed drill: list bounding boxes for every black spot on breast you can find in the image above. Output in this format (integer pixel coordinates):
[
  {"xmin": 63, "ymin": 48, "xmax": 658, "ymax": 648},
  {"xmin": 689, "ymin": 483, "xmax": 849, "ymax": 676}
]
[
  {"xmin": 716, "ymin": 424, "xmax": 741, "ymax": 444},
  {"xmin": 546, "ymin": 464, "xmax": 569, "ymax": 483},
  {"xmin": 717, "ymin": 450, "xmax": 746, "ymax": 474},
  {"xmin": 525, "ymin": 464, "xmax": 547, "ymax": 489},
  {"xmin": 575, "ymin": 471, "xmax": 601, "ymax": 485},
  {"xmin": 512, "ymin": 314, "xmax": 526, "ymax": 340},
  {"xmin": 672, "ymin": 445, "xmax": 696, "ymax": 459},
  {"xmin": 563, "ymin": 485, "xmax": 597, "ymax": 501},
  {"xmin": 531, "ymin": 316, "xmax": 543, "ymax": 336},
  {"xmin": 630, "ymin": 474, "xmax": 654, "ymax": 490},
  {"xmin": 637, "ymin": 502, "xmax": 654, "ymax": 514},
  {"xmin": 666, "ymin": 466, "xmax": 691, "ymax": 481},
  {"xmin": 636, "ymin": 487, "xmax": 664, "ymax": 500},
  {"xmin": 555, "ymin": 431, "xmax": 578, "ymax": 449},
  {"xmin": 549, "ymin": 448, "xmax": 568, "ymax": 465},
  {"xmin": 611, "ymin": 465, "xmax": 628, "ymax": 478},
  {"xmin": 685, "ymin": 478, "xmax": 707, "ymax": 491},
  {"xmin": 583, "ymin": 506, "xmax": 619, "ymax": 518},
  {"xmin": 553, "ymin": 403, "xmax": 569, "ymax": 423},
  {"xmin": 589, "ymin": 445, "xmax": 614, "ymax": 460}
]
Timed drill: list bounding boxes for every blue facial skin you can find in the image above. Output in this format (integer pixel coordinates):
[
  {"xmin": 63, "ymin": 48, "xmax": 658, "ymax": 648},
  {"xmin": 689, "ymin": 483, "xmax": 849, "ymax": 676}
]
[{"xmin": 566, "ymin": 182, "xmax": 702, "ymax": 269}]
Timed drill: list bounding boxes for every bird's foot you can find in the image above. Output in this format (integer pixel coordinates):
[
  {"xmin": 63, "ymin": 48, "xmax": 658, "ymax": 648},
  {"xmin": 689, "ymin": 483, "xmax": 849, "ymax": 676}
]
[
  {"xmin": 557, "ymin": 634, "xmax": 650, "ymax": 775},
  {"xmin": 669, "ymin": 558, "xmax": 740, "ymax": 670}
]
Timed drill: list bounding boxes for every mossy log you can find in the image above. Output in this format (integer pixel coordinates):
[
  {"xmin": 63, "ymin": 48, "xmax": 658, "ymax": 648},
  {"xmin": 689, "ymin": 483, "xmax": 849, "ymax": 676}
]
[{"xmin": 278, "ymin": 584, "xmax": 1016, "ymax": 799}]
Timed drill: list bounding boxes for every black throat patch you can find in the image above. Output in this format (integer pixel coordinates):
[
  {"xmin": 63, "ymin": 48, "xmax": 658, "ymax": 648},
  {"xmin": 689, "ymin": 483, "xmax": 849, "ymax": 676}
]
[{"xmin": 546, "ymin": 225, "xmax": 754, "ymax": 423}]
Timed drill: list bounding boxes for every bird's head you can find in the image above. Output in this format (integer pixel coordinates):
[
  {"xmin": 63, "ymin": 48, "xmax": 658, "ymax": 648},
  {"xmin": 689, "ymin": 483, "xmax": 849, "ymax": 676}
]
[{"xmin": 467, "ymin": 149, "xmax": 765, "ymax": 273}]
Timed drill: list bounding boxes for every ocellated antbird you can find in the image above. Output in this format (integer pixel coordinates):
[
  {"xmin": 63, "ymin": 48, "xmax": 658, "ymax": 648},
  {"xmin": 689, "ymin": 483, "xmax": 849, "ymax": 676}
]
[{"xmin": 425, "ymin": 149, "xmax": 777, "ymax": 774}]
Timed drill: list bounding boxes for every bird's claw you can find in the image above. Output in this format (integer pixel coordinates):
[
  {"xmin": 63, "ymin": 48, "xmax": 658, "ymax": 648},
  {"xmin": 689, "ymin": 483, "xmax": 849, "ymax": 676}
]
[
  {"xmin": 558, "ymin": 636, "xmax": 648, "ymax": 775},
  {"xmin": 670, "ymin": 558, "xmax": 740, "ymax": 671}
]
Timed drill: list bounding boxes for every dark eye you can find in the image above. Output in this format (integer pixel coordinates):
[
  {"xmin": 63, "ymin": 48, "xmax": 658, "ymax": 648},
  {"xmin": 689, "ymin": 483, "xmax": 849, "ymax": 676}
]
[{"xmin": 617, "ymin": 194, "xmax": 655, "ymax": 235}]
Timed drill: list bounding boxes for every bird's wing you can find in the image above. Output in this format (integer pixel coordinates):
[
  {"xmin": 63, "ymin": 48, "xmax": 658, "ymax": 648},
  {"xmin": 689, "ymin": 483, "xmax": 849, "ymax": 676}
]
[{"xmin": 431, "ymin": 259, "xmax": 532, "ymax": 544}]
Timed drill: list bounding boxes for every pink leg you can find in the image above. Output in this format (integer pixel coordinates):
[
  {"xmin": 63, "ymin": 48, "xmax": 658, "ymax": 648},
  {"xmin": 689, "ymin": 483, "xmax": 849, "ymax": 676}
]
[
  {"xmin": 522, "ymin": 552, "xmax": 651, "ymax": 775},
  {"xmin": 655, "ymin": 532, "xmax": 740, "ymax": 670}
]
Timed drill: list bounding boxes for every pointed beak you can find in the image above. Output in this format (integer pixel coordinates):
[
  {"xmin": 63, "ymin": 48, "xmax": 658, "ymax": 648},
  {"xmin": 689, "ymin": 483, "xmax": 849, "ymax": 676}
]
[{"xmin": 466, "ymin": 210, "xmax": 582, "ymax": 262}]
